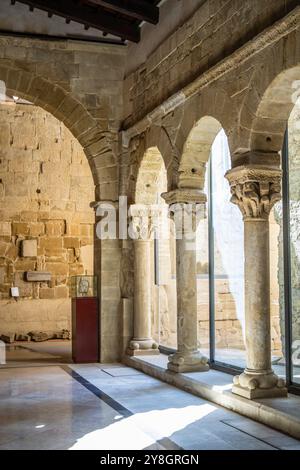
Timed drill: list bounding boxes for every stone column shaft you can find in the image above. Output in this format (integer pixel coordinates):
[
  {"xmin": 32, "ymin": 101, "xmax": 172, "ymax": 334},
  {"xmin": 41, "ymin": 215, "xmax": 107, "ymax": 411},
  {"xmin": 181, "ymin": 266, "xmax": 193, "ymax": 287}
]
[
  {"xmin": 133, "ymin": 239, "xmax": 152, "ymax": 342},
  {"xmin": 226, "ymin": 165, "xmax": 287, "ymax": 399},
  {"xmin": 127, "ymin": 205, "xmax": 159, "ymax": 356},
  {"xmin": 162, "ymin": 189, "xmax": 209, "ymax": 373},
  {"xmin": 245, "ymin": 219, "xmax": 271, "ymax": 372},
  {"xmin": 176, "ymin": 232, "xmax": 199, "ymax": 357}
]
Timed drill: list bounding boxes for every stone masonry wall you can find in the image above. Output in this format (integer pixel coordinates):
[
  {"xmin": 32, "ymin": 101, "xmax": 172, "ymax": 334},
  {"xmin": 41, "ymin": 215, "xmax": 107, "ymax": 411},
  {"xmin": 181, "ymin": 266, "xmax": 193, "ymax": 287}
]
[
  {"xmin": 124, "ymin": 0, "xmax": 298, "ymax": 127},
  {"xmin": 0, "ymin": 101, "xmax": 94, "ymax": 335}
]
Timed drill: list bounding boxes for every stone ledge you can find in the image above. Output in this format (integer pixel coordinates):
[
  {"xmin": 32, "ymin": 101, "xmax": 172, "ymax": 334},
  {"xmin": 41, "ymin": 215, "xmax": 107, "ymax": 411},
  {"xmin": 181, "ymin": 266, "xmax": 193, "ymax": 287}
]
[{"xmin": 123, "ymin": 355, "xmax": 300, "ymax": 441}]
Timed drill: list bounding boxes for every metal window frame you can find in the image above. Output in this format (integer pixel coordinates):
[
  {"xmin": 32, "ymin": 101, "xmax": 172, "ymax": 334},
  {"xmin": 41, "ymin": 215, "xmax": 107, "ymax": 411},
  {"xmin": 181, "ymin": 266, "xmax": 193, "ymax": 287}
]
[
  {"xmin": 159, "ymin": 136, "xmax": 300, "ymax": 389},
  {"xmin": 282, "ymin": 129, "xmax": 300, "ymax": 394},
  {"xmin": 207, "ymin": 152, "xmax": 244, "ymax": 375}
]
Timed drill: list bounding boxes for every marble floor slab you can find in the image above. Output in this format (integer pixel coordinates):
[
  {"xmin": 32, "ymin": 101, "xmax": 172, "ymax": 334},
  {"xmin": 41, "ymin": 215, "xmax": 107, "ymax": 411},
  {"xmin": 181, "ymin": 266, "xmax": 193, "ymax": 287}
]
[{"xmin": 1, "ymin": 362, "xmax": 299, "ymax": 450}]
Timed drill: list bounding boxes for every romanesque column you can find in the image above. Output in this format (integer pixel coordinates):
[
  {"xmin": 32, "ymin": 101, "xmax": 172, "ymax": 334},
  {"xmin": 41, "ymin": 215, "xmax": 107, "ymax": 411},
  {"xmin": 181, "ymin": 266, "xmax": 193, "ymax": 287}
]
[
  {"xmin": 127, "ymin": 204, "xmax": 159, "ymax": 356},
  {"xmin": 226, "ymin": 165, "xmax": 287, "ymax": 399},
  {"xmin": 162, "ymin": 189, "xmax": 209, "ymax": 373}
]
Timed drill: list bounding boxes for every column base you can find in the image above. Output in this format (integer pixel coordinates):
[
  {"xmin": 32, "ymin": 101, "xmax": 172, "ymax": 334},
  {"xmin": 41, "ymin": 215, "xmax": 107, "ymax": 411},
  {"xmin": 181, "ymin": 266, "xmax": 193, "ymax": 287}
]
[
  {"xmin": 127, "ymin": 348, "xmax": 160, "ymax": 357},
  {"xmin": 232, "ymin": 369, "xmax": 288, "ymax": 400},
  {"xmin": 127, "ymin": 338, "xmax": 159, "ymax": 357},
  {"xmin": 167, "ymin": 351, "xmax": 209, "ymax": 373},
  {"xmin": 232, "ymin": 384, "xmax": 288, "ymax": 399}
]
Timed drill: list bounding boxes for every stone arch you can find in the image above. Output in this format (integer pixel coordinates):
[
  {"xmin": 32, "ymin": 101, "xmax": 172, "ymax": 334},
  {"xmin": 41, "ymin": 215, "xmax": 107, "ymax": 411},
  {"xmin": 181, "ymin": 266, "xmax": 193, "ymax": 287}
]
[
  {"xmin": 0, "ymin": 59, "xmax": 115, "ymax": 199},
  {"xmin": 135, "ymin": 146, "xmax": 168, "ymax": 205},
  {"xmin": 173, "ymin": 86, "xmax": 237, "ymax": 164},
  {"xmin": 247, "ymin": 65, "xmax": 300, "ymax": 154},
  {"xmin": 127, "ymin": 126, "xmax": 174, "ymax": 203},
  {"xmin": 178, "ymin": 116, "xmax": 223, "ymax": 190}
]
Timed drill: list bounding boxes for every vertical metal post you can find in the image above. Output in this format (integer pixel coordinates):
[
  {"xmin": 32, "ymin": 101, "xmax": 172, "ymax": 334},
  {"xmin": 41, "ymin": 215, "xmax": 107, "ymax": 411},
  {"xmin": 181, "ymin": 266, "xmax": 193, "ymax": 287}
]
[
  {"xmin": 282, "ymin": 128, "xmax": 293, "ymax": 387},
  {"xmin": 154, "ymin": 233, "xmax": 160, "ymax": 345},
  {"xmin": 208, "ymin": 154, "xmax": 216, "ymax": 364}
]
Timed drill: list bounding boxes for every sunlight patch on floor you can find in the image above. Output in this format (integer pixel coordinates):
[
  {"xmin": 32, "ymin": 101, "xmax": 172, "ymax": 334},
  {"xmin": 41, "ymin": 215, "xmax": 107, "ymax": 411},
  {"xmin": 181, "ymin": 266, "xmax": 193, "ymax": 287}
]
[{"xmin": 69, "ymin": 404, "xmax": 216, "ymax": 450}]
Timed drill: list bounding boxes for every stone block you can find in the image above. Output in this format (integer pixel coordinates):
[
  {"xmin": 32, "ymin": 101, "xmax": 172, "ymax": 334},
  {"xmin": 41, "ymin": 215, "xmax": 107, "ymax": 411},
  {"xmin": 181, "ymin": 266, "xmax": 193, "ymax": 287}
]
[
  {"xmin": 0, "ymin": 333, "xmax": 15, "ymax": 343},
  {"xmin": 15, "ymin": 334, "xmax": 30, "ymax": 342},
  {"xmin": 20, "ymin": 211, "xmax": 38, "ymax": 223},
  {"xmin": 26, "ymin": 271, "xmax": 51, "ymax": 282},
  {"xmin": 66, "ymin": 223, "xmax": 81, "ymax": 237},
  {"xmin": 40, "ymin": 238, "xmax": 63, "ymax": 256},
  {"xmin": 0, "ymin": 123, "xmax": 10, "ymax": 149},
  {"xmin": 39, "ymin": 288, "xmax": 55, "ymax": 299},
  {"xmin": 52, "ymin": 329, "xmax": 71, "ymax": 340},
  {"xmin": 45, "ymin": 220, "xmax": 65, "ymax": 236},
  {"xmin": 0, "ymin": 241, "xmax": 8, "ymax": 257},
  {"xmin": 14, "ymin": 273, "xmax": 33, "ymax": 298},
  {"xmin": 12, "ymin": 223, "xmax": 30, "ymax": 236},
  {"xmin": 54, "ymin": 285, "xmax": 69, "ymax": 298},
  {"xmin": 6, "ymin": 244, "xmax": 18, "ymax": 261},
  {"xmin": 29, "ymin": 223, "xmax": 45, "ymax": 237},
  {"xmin": 21, "ymin": 239, "xmax": 37, "ymax": 257},
  {"xmin": 69, "ymin": 263, "xmax": 84, "ymax": 276},
  {"xmin": 0, "ymin": 222, "xmax": 11, "ymax": 237},
  {"xmin": 28, "ymin": 331, "xmax": 49, "ymax": 342},
  {"xmin": 64, "ymin": 237, "xmax": 80, "ymax": 249},
  {"xmin": 45, "ymin": 262, "xmax": 69, "ymax": 276},
  {"xmin": 15, "ymin": 259, "xmax": 36, "ymax": 272},
  {"xmin": 0, "ymin": 267, "xmax": 5, "ymax": 284}
]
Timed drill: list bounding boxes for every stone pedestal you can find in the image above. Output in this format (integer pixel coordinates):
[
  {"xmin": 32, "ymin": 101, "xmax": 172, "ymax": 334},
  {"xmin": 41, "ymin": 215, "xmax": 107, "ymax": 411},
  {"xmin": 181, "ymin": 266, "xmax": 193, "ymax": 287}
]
[
  {"xmin": 127, "ymin": 205, "xmax": 159, "ymax": 356},
  {"xmin": 162, "ymin": 189, "xmax": 209, "ymax": 373},
  {"xmin": 226, "ymin": 165, "xmax": 288, "ymax": 399}
]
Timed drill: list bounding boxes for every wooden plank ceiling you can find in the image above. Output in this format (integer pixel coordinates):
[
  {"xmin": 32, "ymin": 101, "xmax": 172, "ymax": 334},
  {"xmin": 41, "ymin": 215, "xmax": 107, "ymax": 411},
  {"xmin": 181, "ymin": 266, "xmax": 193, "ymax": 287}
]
[{"xmin": 10, "ymin": 0, "xmax": 161, "ymax": 43}]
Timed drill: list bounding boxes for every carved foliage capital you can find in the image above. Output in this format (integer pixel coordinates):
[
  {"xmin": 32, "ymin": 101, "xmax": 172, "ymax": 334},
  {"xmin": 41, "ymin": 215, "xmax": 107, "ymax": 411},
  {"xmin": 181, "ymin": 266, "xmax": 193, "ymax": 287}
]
[
  {"xmin": 129, "ymin": 204, "xmax": 165, "ymax": 240},
  {"xmin": 226, "ymin": 166, "xmax": 282, "ymax": 220}
]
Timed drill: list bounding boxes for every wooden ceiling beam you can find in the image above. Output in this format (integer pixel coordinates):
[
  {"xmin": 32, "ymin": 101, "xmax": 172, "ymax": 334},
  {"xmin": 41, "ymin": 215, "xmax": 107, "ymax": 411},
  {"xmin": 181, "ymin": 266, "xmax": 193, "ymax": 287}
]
[
  {"xmin": 84, "ymin": 0, "xmax": 159, "ymax": 24},
  {"xmin": 14, "ymin": 0, "xmax": 141, "ymax": 42}
]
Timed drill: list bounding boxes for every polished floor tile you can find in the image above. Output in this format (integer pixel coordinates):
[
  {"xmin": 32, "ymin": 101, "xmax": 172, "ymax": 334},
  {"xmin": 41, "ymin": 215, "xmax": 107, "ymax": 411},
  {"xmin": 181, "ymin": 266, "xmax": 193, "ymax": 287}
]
[{"xmin": 0, "ymin": 363, "xmax": 300, "ymax": 450}]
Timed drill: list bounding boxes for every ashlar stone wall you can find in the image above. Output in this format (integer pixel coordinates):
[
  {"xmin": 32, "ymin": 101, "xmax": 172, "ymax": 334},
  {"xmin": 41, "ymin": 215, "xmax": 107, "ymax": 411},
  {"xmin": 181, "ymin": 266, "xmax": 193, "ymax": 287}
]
[
  {"xmin": 124, "ymin": 0, "xmax": 299, "ymax": 127},
  {"xmin": 0, "ymin": 101, "xmax": 94, "ymax": 335}
]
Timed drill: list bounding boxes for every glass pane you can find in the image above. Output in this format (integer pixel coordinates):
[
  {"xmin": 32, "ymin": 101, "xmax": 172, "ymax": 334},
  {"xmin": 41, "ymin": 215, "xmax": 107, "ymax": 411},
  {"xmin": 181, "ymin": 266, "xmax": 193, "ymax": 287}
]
[
  {"xmin": 288, "ymin": 104, "xmax": 300, "ymax": 385},
  {"xmin": 270, "ymin": 205, "xmax": 286, "ymax": 382},
  {"xmin": 70, "ymin": 275, "xmax": 98, "ymax": 298},
  {"xmin": 196, "ymin": 211, "xmax": 210, "ymax": 358},
  {"xmin": 211, "ymin": 130, "xmax": 246, "ymax": 369}
]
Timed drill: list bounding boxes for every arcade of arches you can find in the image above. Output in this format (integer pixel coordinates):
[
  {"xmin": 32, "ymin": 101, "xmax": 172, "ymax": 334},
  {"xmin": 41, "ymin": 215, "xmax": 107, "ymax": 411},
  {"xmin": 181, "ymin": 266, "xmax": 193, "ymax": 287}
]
[{"xmin": 1, "ymin": 0, "xmax": 300, "ymax": 449}]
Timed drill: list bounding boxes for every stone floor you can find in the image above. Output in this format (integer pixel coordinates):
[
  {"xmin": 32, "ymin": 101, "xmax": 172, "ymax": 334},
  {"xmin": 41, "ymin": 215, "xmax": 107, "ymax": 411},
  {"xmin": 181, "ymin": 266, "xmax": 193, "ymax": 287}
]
[
  {"xmin": 138, "ymin": 354, "xmax": 300, "ymax": 419},
  {"xmin": 3, "ymin": 342, "xmax": 297, "ymax": 382},
  {"xmin": 1, "ymin": 342, "xmax": 300, "ymax": 450},
  {"xmin": 0, "ymin": 340, "xmax": 72, "ymax": 367},
  {"xmin": 0, "ymin": 359, "xmax": 300, "ymax": 450}
]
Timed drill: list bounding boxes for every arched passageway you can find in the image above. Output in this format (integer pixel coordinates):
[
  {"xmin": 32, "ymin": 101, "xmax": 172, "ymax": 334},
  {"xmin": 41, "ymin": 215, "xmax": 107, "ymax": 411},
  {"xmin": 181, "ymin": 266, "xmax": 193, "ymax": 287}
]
[
  {"xmin": 0, "ymin": 84, "xmax": 96, "ymax": 365},
  {"xmin": 127, "ymin": 146, "xmax": 177, "ymax": 355}
]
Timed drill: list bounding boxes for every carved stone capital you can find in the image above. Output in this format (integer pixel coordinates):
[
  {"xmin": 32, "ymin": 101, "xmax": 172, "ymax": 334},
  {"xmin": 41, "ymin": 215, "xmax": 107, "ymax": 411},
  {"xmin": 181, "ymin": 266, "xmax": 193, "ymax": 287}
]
[
  {"xmin": 225, "ymin": 166, "xmax": 282, "ymax": 220},
  {"xmin": 129, "ymin": 204, "xmax": 164, "ymax": 240},
  {"xmin": 162, "ymin": 189, "xmax": 206, "ymax": 235},
  {"xmin": 91, "ymin": 200, "xmax": 119, "ymax": 211},
  {"xmin": 162, "ymin": 188, "xmax": 206, "ymax": 206}
]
